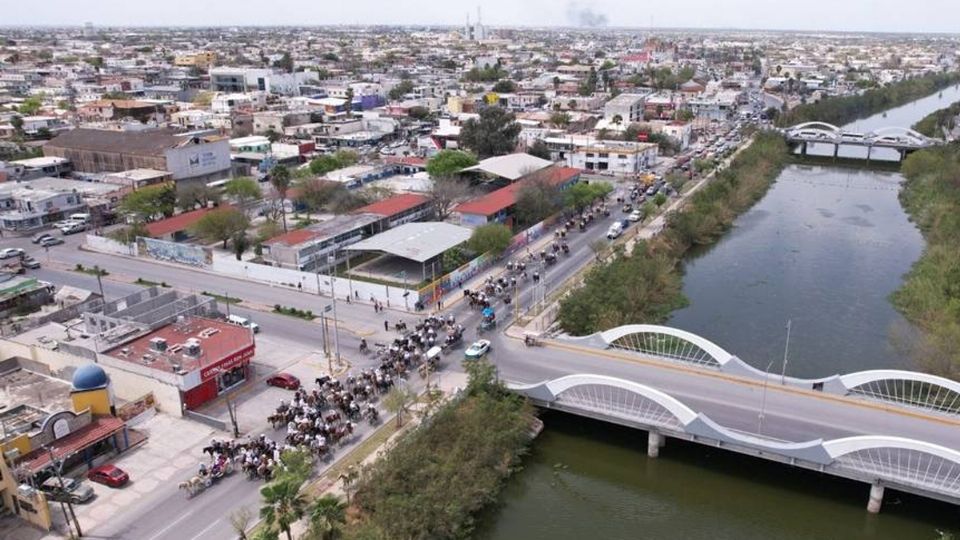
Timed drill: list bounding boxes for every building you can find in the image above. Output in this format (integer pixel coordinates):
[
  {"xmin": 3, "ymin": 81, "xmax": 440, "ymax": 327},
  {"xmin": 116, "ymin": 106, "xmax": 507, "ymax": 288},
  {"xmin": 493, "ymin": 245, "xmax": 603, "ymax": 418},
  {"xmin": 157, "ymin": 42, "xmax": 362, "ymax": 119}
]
[
  {"xmin": 263, "ymin": 214, "xmax": 380, "ymax": 271},
  {"xmin": 460, "ymin": 153, "xmax": 554, "ymax": 182},
  {"xmin": 567, "ymin": 141, "xmax": 659, "ymax": 175},
  {"xmin": 0, "ymin": 156, "xmax": 73, "ymax": 181},
  {"xmin": 103, "ymin": 316, "xmax": 255, "ymax": 410},
  {"xmin": 43, "ymin": 128, "xmax": 231, "ymax": 186},
  {"xmin": 0, "ymin": 276, "xmax": 55, "ymax": 319},
  {"xmin": 453, "ymin": 166, "xmax": 581, "ymax": 227},
  {"xmin": 0, "ymin": 176, "xmax": 126, "ymax": 231},
  {"xmin": 144, "ymin": 205, "xmax": 232, "ymax": 242},
  {"xmin": 604, "ymin": 92, "xmax": 652, "ymax": 123},
  {"xmin": 78, "ymin": 100, "xmax": 164, "ymax": 123},
  {"xmin": 352, "ymin": 193, "xmax": 432, "ymax": 232},
  {"xmin": 209, "ymin": 67, "xmax": 312, "ymax": 96},
  {"xmin": 174, "ymin": 51, "xmax": 217, "ymax": 69},
  {"xmin": 101, "ymin": 168, "xmax": 172, "ymax": 190}
]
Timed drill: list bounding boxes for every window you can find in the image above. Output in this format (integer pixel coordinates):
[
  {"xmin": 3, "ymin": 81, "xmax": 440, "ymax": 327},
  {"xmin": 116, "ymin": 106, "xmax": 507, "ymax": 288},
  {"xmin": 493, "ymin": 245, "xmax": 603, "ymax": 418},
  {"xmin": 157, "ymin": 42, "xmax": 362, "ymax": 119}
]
[
  {"xmin": 599, "ymin": 153, "xmax": 609, "ymax": 158},
  {"xmin": 585, "ymin": 153, "xmax": 594, "ymax": 158},
  {"xmin": 619, "ymin": 154, "xmax": 628, "ymax": 159}
]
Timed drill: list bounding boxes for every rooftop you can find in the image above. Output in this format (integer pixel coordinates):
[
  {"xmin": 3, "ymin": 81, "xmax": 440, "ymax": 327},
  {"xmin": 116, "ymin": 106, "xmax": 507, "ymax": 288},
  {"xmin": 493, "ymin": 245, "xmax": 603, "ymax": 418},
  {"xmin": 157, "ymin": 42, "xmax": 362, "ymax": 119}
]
[
  {"xmin": 461, "ymin": 153, "xmax": 554, "ymax": 181},
  {"xmin": 145, "ymin": 204, "xmax": 231, "ymax": 237},
  {"xmin": 348, "ymin": 221, "xmax": 473, "ymax": 263},
  {"xmin": 104, "ymin": 316, "xmax": 253, "ymax": 375},
  {"xmin": 352, "ymin": 193, "xmax": 429, "ymax": 217},
  {"xmin": 455, "ymin": 166, "xmax": 581, "ymax": 217},
  {"xmin": 264, "ymin": 213, "xmax": 380, "ymax": 248},
  {"xmin": 44, "ymin": 128, "xmax": 218, "ymax": 158}
]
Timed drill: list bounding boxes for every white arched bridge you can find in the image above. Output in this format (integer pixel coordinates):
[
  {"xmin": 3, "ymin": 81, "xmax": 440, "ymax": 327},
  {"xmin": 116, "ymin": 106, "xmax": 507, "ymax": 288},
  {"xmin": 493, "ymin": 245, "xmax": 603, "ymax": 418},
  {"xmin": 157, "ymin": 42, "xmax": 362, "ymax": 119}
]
[
  {"xmin": 780, "ymin": 121, "xmax": 941, "ymax": 160},
  {"xmin": 508, "ymin": 324, "xmax": 960, "ymax": 512},
  {"xmin": 511, "ymin": 373, "xmax": 960, "ymax": 513}
]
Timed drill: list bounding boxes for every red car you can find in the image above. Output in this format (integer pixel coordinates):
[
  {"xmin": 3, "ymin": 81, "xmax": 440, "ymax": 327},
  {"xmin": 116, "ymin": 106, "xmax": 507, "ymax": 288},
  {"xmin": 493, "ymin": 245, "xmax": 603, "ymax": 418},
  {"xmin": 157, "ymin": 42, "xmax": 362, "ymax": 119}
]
[
  {"xmin": 87, "ymin": 464, "xmax": 129, "ymax": 488},
  {"xmin": 266, "ymin": 373, "xmax": 300, "ymax": 390}
]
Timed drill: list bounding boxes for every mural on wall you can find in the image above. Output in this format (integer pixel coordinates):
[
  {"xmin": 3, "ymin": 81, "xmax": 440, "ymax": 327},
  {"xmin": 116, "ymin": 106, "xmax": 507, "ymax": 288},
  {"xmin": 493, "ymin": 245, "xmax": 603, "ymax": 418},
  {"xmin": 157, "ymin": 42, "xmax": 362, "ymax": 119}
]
[{"xmin": 138, "ymin": 237, "xmax": 212, "ymax": 267}]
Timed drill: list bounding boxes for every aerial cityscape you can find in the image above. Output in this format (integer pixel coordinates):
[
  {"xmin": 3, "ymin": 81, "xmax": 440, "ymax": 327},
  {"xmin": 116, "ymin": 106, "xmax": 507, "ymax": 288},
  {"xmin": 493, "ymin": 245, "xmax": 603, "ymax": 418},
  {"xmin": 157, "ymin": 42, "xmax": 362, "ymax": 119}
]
[{"xmin": 0, "ymin": 2, "xmax": 959, "ymax": 539}]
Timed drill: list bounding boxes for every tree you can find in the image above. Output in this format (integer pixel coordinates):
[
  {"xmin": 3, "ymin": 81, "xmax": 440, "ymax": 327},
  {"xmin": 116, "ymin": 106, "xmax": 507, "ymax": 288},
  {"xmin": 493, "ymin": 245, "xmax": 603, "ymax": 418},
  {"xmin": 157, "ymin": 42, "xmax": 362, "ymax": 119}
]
[
  {"xmin": 550, "ymin": 111, "xmax": 571, "ymax": 127},
  {"xmin": 228, "ymin": 507, "xmax": 254, "ymax": 540},
  {"xmin": 10, "ymin": 115, "xmax": 23, "ymax": 136},
  {"xmin": 388, "ymin": 79, "xmax": 414, "ymax": 101},
  {"xmin": 225, "ymin": 177, "xmax": 262, "ymax": 213},
  {"xmin": 514, "ymin": 176, "xmax": 561, "ymax": 226},
  {"xmin": 428, "ymin": 178, "xmax": 471, "ymax": 221},
  {"xmin": 459, "ymin": 107, "xmax": 521, "ymax": 158},
  {"xmin": 654, "ymin": 192, "xmax": 668, "ymax": 208},
  {"xmin": 383, "ymin": 384, "xmax": 416, "ymax": 427},
  {"xmin": 259, "ymin": 479, "xmax": 307, "ymax": 540},
  {"xmin": 564, "ymin": 181, "xmax": 612, "ymax": 212},
  {"xmin": 232, "ymin": 232, "xmax": 251, "ymax": 260},
  {"xmin": 468, "ymin": 223, "xmax": 512, "ymax": 255},
  {"xmin": 270, "ymin": 165, "xmax": 292, "ymax": 232},
  {"xmin": 492, "ymin": 79, "xmax": 517, "ymax": 94},
  {"xmin": 177, "ymin": 184, "xmax": 220, "ymax": 212},
  {"xmin": 296, "ymin": 178, "xmax": 340, "ymax": 213},
  {"xmin": 192, "ymin": 207, "xmax": 249, "ymax": 248},
  {"xmin": 273, "ymin": 51, "xmax": 294, "ymax": 73},
  {"xmin": 425, "ymin": 149, "xmax": 478, "ymax": 178},
  {"xmin": 18, "ymin": 96, "xmax": 42, "ymax": 115},
  {"xmin": 611, "ymin": 113, "xmax": 623, "ymax": 126},
  {"xmin": 407, "ymin": 106, "xmax": 433, "ymax": 121},
  {"xmin": 119, "ymin": 184, "xmax": 176, "ymax": 222},
  {"xmin": 308, "ymin": 495, "xmax": 346, "ymax": 540},
  {"xmin": 527, "ymin": 139, "xmax": 551, "ymax": 160}
]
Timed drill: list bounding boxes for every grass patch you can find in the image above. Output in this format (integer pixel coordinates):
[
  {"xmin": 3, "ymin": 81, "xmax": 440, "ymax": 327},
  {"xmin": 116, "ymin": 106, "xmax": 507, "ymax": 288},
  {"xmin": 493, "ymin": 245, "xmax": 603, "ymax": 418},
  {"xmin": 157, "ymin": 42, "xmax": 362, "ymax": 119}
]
[
  {"xmin": 273, "ymin": 304, "xmax": 314, "ymax": 320},
  {"xmin": 135, "ymin": 277, "xmax": 170, "ymax": 288},
  {"xmin": 304, "ymin": 418, "xmax": 401, "ymax": 498},
  {"xmin": 202, "ymin": 291, "xmax": 242, "ymax": 304},
  {"xmin": 74, "ymin": 263, "xmax": 108, "ymax": 276}
]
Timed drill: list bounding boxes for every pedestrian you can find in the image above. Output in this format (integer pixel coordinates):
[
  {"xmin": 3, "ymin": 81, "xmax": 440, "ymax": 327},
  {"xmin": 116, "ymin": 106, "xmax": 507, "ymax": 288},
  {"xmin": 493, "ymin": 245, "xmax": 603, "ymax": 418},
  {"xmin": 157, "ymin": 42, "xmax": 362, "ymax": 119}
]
[
  {"xmin": 458, "ymin": 280, "xmax": 463, "ymax": 289},
  {"xmin": 354, "ymin": 290, "xmax": 359, "ymax": 299},
  {"xmin": 384, "ymin": 320, "xmax": 389, "ymax": 331},
  {"xmin": 373, "ymin": 303, "xmax": 378, "ymax": 314},
  {"xmin": 297, "ymin": 282, "xmax": 302, "ymax": 292}
]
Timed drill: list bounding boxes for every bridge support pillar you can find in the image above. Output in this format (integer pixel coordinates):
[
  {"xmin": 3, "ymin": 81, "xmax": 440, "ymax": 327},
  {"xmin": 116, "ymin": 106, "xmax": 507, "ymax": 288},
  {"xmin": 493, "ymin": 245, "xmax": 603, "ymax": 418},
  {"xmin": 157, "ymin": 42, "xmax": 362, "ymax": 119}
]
[
  {"xmin": 866, "ymin": 145, "xmax": 872, "ymax": 163},
  {"xmin": 801, "ymin": 142, "xmax": 807, "ymax": 156},
  {"xmin": 833, "ymin": 144, "xmax": 839, "ymax": 159},
  {"xmin": 647, "ymin": 430, "xmax": 664, "ymax": 458},
  {"xmin": 866, "ymin": 483, "xmax": 884, "ymax": 514}
]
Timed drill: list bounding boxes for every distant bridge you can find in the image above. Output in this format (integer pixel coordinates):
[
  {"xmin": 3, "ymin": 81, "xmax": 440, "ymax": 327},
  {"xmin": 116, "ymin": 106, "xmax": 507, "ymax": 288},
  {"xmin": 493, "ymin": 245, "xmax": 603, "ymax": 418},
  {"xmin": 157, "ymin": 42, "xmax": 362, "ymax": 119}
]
[
  {"xmin": 508, "ymin": 324, "xmax": 960, "ymax": 513},
  {"xmin": 781, "ymin": 121, "xmax": 942, "ymax": 160}
]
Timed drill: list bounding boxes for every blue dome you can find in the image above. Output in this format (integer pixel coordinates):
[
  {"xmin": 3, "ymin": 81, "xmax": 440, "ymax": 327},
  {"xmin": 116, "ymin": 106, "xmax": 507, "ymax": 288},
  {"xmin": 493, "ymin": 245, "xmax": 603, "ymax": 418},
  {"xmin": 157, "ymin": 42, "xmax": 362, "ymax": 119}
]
[{"xmin": 72, "ymin": 364, "xmax": 108, "ymax": 391}]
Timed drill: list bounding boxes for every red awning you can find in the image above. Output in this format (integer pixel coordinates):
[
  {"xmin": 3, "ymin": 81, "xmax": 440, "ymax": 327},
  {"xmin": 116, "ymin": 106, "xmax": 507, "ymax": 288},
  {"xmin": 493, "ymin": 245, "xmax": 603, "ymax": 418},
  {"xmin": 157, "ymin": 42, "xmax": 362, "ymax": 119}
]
[{"xmin": 18, "ymin": 416, "xmax": 126, "ymax": 473}]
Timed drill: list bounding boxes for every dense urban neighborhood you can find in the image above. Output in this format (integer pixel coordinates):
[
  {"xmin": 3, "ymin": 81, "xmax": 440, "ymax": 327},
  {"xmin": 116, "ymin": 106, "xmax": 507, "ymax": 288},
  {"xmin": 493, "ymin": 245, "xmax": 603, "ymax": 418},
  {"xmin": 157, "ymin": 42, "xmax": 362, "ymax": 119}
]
[{"xmin": 0, "ymin": 11, "xmax": 959, "ymax": 540}]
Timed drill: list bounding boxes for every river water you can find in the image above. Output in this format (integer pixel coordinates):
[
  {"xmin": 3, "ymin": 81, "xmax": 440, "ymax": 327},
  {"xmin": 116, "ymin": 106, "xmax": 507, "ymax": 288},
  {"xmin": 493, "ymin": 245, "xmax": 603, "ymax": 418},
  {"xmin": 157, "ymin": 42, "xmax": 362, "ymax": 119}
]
[{"xmin": 481, "ymin": 87, "xmax": 960, "ymax": 539}]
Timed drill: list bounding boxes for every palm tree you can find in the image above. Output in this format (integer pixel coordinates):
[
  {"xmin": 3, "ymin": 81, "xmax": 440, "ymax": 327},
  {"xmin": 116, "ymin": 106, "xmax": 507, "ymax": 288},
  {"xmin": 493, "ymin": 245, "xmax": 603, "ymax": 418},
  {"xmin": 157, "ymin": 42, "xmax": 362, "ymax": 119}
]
[
  {"xmin": 270, "ymin": 164, "xmax": 292, "ymax": 232},
  {"xmin": 260, "ymin": 478, "xmax": 307, "ymax": 540},
  {"xmin": 383, "ymin": 384, "xmax": 416, "ymax": 427},
  {"xmin": 308, "ymin": 494, "xmax": 347, "ymax": 540}
]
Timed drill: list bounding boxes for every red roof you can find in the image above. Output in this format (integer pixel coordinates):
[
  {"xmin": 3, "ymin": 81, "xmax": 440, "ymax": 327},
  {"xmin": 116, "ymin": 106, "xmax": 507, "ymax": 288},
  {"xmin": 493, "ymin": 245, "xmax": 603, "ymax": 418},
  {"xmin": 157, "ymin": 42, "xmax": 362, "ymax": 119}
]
[
  {"xmin": 19, "ymin": 416, "xmax": 126, "ymax": 473},
  {"xmin": 621, "ymin": 52, "xmax": 650, "ymax": 63},
  {"xmin": 384, "ymin": 156, "xmax": 427, "ymax": 168},
  {"xmin": 455, "ymin": 166, "xmax": 580, "ymax": 217},
  {"xmin": 145, "ymin": 205, "xmax": 233, "ymax": 237},
  {"xmin": 263, "ymin": 228, "xmax": 321, "ymax": 247},
  {"xmin": 353, "ymin": 193, "xmax": 429, "ymax": 217}
]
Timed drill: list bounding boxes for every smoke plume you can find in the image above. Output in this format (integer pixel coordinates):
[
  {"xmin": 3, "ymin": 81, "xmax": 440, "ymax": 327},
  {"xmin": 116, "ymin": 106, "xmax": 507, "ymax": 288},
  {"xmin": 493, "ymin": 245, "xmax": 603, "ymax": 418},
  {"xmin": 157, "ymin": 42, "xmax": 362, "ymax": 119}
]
[{"xmin": 566, "ymin": 2, "xmax": 609, "ymax": 27}]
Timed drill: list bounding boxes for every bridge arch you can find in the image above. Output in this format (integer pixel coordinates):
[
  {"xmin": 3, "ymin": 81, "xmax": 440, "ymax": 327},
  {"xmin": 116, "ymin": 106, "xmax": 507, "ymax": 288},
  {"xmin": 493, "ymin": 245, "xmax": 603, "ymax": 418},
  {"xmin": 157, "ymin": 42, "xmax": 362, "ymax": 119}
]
[
  {"xmin": 866, "ymin": 126, "xmax": 929, "ymax": 144},
  {"xmin": 599, "ymin": 324, "xmax": 734, "ymax": 369},
  {"xmin": 824, "ymin": 436, "xmax": 960, "ymax": 497},
  {"xmin": 787, "ymin": 121, "xmax": 843, "ymax": 134},
  {"xmin": 512, "ymin": 374, "xmax": 698, "ymax": 430},
  {"xmin": 837, "ymin": 370, "xmax": 960, "ymax": 415}
]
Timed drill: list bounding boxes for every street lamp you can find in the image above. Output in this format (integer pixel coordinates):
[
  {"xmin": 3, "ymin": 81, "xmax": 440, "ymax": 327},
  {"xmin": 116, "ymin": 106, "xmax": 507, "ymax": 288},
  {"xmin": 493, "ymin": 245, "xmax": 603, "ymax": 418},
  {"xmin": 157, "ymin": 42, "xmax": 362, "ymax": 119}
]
[
  {"xmin": 757, "ymin": 359, "xmax": 775, "ymax": 436},
  {"xmin": 46, "ymin": 446, "xmax": 82, "ymax": 537},
  {"xmin": 780, "ymin": 319, "xmax": 792, "ymax": 385}
]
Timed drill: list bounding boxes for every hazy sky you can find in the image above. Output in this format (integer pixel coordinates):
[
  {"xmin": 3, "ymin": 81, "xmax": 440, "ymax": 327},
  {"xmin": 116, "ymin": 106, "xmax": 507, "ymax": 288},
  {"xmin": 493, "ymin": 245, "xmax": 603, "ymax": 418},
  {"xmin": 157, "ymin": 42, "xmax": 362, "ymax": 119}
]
[{"xmin": 4, "ymin": 0, "xmax": 958, "ymax": 33}]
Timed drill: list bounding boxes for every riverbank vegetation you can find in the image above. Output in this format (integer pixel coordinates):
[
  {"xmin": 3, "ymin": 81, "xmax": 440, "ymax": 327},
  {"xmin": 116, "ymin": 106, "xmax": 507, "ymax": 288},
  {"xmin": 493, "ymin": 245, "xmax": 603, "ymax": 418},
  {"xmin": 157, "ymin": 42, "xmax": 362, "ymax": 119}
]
[
  {"xmin": 345, "ymin": 360, "xmax": 535, "ymax": 539},
  {"xmin": 559, "ymin": 131, "xmax": 788, "ymax": 334},
  {"xmin": 778, "ymin": 71, "xmax": 960, "ymax": 127},
  {"xmin": 891, "ymin": 146, "xmax": 960, "ymax": 380},
  {"xmin": 912, "ymin": 100, "xmax": 960, "ymax": 138}
]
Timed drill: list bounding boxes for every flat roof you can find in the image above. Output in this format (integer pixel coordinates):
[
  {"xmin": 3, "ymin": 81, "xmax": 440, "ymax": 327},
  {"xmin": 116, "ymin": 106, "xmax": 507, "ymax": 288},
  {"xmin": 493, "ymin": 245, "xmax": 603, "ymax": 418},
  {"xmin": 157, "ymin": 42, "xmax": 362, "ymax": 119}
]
[
  {"xmin": 348, "ymin": 221, "xmax": 472, "ymax": 263},
  {"xmin": 461, "ymin": 153, "xmax": 553, "ymax": 181},
  {"xmin": 10, "ymin": 156, "xmax": 70, "ymax": 168},
  {"xmin": 104, "ymin": 316, "xmax": 253, "ymax": 375}
]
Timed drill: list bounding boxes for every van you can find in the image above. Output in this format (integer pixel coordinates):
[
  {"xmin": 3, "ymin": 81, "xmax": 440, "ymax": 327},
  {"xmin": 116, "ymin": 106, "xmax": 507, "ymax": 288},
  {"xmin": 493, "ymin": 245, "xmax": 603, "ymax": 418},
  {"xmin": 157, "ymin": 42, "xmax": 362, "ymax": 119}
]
[
  {"xmin": 227, "ymin": 314, "xmax": 260, "ymax": 333},
  {"xmin": 606, "ymin": 222, "xmax": 623, "ymax": 239},
  {"xmin": 69, "ymin": 213, "xmax": 91, "ymax": 224}
]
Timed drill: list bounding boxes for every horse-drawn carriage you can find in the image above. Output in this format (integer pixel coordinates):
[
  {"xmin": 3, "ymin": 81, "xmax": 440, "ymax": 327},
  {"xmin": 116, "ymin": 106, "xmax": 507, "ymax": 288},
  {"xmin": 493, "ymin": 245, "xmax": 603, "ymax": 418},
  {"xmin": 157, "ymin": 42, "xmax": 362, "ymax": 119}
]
[
  {"xmin": 478, "ymin": 307, "xmax": 496, "ymax": 333},
  {"xmin": 179, "ymin": 455, "xmax": 235, "ymax": 498},
  {"xmin": 441, "ymin": 326, "xmax": 464, "ymax": 354}
]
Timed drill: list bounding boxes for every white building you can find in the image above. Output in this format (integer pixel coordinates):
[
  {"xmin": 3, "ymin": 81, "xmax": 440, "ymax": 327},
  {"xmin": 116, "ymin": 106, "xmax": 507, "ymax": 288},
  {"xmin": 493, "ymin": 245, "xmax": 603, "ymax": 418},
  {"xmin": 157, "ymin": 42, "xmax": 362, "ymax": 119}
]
[
  {"xmin": 604, "ymin": 92, "xmax": 652, "ymax": 123},
  {"xmin": 545, "ymin": 136, "xmax": 658, "ymax": 175},
  {"xmin": 209, "ymin": 68, "xmax": 314, "ymax": 96}
]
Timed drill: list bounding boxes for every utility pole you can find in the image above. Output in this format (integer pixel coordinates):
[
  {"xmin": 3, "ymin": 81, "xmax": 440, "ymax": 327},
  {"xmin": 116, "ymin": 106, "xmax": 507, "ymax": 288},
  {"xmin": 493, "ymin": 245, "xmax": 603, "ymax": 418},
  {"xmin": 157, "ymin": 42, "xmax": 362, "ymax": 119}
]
[
  {"xmin": 780, "ymin": 319, "xmax": 792, "ymax": 385},
  {"xmin": 757, "ymin": 360, "xmax": 775, "ymax": 436},
  {"xmin": 224, "ymin": 291, "xmax": 231, "ymax": 318},
  {"xmin": 46, "ymin": 446, "xmax": 82, "ymax": 537},
  {"xmin": 327, "ymin": 253, "xmax": 341, "ymax": 365},
  {"xmin": 93, "ymin": 265, "xmax": 105, "ymax": 301}
]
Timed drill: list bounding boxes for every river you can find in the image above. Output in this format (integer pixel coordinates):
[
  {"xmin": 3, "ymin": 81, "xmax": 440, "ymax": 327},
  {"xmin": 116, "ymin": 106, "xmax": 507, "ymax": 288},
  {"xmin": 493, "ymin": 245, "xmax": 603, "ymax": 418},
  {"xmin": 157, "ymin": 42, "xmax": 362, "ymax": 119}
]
[{"xmin": 480, "ymin": 87, "xmax": 960, "ymax": 539}]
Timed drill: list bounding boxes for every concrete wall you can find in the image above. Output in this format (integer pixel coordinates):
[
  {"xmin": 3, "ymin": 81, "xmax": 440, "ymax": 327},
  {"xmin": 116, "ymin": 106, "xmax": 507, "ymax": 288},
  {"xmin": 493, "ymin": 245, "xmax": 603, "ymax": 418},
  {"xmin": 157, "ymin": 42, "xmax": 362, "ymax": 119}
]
[
  {"xmin": 84, "ymin": 234, "xmax": 138, "ymax": 256},
  {"xmin": 163, "ymin": 139, "xmax": 231, "ymax": 181}
]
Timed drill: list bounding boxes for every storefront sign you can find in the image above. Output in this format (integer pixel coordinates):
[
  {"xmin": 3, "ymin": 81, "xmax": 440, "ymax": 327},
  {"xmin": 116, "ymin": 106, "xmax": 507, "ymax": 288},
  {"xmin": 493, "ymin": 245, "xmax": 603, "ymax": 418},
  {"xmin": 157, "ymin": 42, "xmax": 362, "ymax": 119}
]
[{"xmin": 200, "ymin": 346, "xmax": 254, "ymax": 381}]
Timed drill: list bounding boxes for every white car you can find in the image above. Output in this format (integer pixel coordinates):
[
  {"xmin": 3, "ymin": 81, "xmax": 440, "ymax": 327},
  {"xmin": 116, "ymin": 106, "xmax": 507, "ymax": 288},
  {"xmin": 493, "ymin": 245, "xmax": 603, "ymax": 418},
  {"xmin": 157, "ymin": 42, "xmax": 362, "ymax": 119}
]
[
  {"xmin": 606, "ymin": 223, "xmax": 623, "ymax": 239},
  {"xmin": 0, "ymin": 248, "xmax": 24, "ymax": 260},
  {"xmin": 464, "ymin": 339, "xmax": 491, "ymax": 359},
  {"xmin": 628, "ymin": 210, "xmax": 643, "ymax": 222}
]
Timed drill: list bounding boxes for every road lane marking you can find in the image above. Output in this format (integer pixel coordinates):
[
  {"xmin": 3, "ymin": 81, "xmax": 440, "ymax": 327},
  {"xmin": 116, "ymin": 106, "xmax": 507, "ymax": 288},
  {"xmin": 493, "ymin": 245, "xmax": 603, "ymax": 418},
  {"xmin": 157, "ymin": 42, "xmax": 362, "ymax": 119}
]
[
  {"xmin": 147, "ymin": 506, "xmax": 197, "ymax": 540},
  {"xmin": 527, "ymin": 336, "xmax": 960, "ymax": 428},
  {"xmin": 189, "ymin": 517, "xmax": 223, "ymax": 540}
]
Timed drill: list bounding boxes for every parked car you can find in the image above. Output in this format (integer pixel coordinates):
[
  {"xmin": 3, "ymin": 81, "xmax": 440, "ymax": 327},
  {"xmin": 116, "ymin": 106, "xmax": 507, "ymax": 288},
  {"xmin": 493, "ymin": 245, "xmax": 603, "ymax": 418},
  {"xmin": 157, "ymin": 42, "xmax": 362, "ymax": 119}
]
[
  {"xmin": 606, "ymin": 222, "xmax": 623, "ymax": 239},
  {"xmin": 628, "ymin": 210, "xmax": 643, "ymax": 222},
  {"xmin": 40, "ymin": 237, "xmax": 64, "ymax": 247},
  {"xmin": 464, "ymin": 339, "xmax": 491, "ymax": 359},
  {"xmin": 32, "ymin": 232, "xmax": 54, "ymax": 244},
  {"xmin": 0, "ymin": 248, "xmax": 24, "ymax": 259},
  {"xmin": 227, "ymin": 314, "xmax": 260, "ymax": 334},
  {"xmin": 266, "ymin": 373, "xmax": 300, "ymax": 390},
  {"xmin": 40, "ymin": 477, "xmax": 95, "ymax": 504},
  {"xmin": 21, "ymin": 256, "xmax": 40, "ymax": 269},
  {"xmin": 60, "ymin": 223, "xmax": 87, "ymax": 235},
  {"xmin": 87, "ymin": 464, "xmax": 129, "ymax": 488}
]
